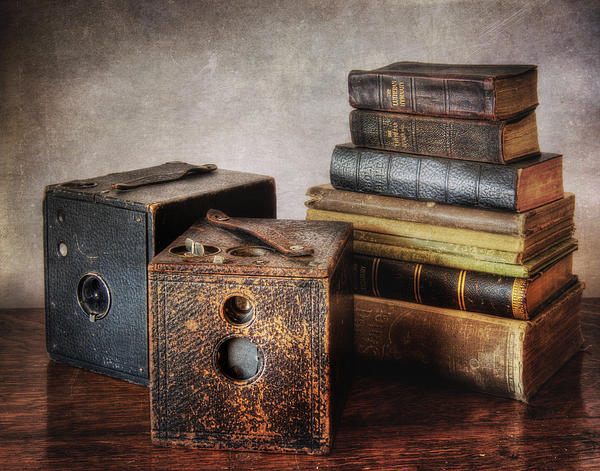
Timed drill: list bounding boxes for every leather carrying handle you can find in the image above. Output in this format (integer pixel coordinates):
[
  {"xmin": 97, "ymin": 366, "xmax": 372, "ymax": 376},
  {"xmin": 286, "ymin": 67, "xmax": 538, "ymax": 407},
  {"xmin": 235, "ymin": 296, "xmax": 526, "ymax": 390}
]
[
  {"xmin": 206, "ymin": 209, "xmax": 314, "ymax": 257},
  {"xmin": 111, "ymin": 162, "xmax": 217, "ymax": 190}
]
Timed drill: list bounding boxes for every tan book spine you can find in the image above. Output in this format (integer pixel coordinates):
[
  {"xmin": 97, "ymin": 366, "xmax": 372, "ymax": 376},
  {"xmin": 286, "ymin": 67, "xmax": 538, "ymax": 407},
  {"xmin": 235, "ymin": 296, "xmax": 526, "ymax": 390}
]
[
  {"xmin": 306, "ymin": 184, "xmax": 527, "ymax": 235},
  {"xmin": 354, "ymin": 230, "xmax": 524, "ymax": 264},
  {"xmin": 306, "ymin": 185, "xmax": 575, "ymax": 237},
  {"xmin": 354, "ymin": 281, "xmax": 584, "ymax": 401},
  {"xmin": 353, "ymin": 238, "xmax": 577, "ymax": 278},
  {"xmin": 306, "ymin": 208, "xmax": 527, "ymax": 252}
]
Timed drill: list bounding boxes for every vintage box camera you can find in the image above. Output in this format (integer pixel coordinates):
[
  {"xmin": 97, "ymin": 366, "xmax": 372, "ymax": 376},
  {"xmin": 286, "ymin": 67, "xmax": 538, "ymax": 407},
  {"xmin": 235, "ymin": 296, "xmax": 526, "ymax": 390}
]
[
  {"xmin": 44, "ymin": 162, "xmax": 276, "ymax": 385},
  {"xmin": 148, "ymin": 210, "xmax": 353, "ymax": 454}
]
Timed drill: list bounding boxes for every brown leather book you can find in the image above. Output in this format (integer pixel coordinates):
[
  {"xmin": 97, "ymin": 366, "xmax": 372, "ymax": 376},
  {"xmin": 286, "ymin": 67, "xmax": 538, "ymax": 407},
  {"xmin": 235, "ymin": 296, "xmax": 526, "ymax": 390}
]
[
  {"xmin": 348, "ymin": 62, "xmax": 538, "ymax": 120},
  {"xmin": 349, "ymin": 110, "xmax": 540, "ymax": 163},
  {"xmin": 354, "ymin": 280, "xmax": 584, "ymax": 402},
  {"xmin": 306, "ymin": 185, "xmax": 575, "ymax": 237},
  {"xmin": 354, "ymin": 253, "xmax": 575, "ymax": 319}
]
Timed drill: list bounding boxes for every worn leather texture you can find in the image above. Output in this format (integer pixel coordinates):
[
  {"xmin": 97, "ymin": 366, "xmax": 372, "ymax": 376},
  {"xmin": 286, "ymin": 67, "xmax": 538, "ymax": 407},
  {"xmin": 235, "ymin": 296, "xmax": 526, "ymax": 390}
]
[
  {"xmin": 330, "ymin": 144, "xmax": 522, "ymax": 210},
  {"xmin": 348, "ymin": 62, "xmax": 537, "ymax": 119},
  {"xmin": 354, "ymin": 281, "xmax": 584, "ymax": 402},
  {"xmin": 206, "ymin": 209, "xmax": 314, "ymax": 256},
  {"xmin": 44, "ymin": 164, "xmax": 276, "ymax": 385},
  {"xmin": 110, "ymin": 162, "xmax": 217, "ymax": 190},
  {"xmin": 330, "ymin": 145, "xmax": 561, "ymax": 211},
  {"xmin": 372, "ymin": 62, "xmax": 536, "ymax": 79},
  {"xmin": 306, "ymin": 185, "xmax": 576, "ymax": 237},
  {"xmin": 45, "ymin": 195, "xmax": 149, "ymax": 383},
  {"xmin": 148, "ymin": 218, "xmax": 353, "ymax": 454},
  {"xmin": 354, "ymin": 254, "xmax": 536, "ymax": 318},
  {"xmin": 349, "ymin": 109, "xmax": 510, "ymax": 162}
]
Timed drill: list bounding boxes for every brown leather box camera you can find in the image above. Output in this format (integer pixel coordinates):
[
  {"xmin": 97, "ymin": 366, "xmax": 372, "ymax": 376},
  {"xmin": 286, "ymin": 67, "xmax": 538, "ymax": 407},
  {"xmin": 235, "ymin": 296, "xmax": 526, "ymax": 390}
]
[
  {"xmin": 44, "ymin": 163, "xmax": 275, "ymax": 385},
  {"xmin": 148, "ymin": 210, "xmax": 353, "ymax": 454}
]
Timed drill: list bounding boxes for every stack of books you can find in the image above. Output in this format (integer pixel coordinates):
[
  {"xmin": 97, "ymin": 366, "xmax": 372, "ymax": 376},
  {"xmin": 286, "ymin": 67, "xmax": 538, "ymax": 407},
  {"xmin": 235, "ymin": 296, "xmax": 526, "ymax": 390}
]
[{"xmin": 306, "ymin": 62, "xmax": 584, "ymax": 402}]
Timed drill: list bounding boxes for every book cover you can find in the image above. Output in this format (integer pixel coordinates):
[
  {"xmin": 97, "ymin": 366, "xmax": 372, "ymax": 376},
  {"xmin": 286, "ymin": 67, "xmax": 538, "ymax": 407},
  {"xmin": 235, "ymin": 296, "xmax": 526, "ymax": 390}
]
[
  {"xmin": 305, "ymin": 207, "xmax": 571, "ymax": 254},
  {"xmin": 354, "ymin": 280, "xmax": 584, "ymax": 402},
  {"xmin": 349, "ymin": 62, "xmax": 538, "ymax": 120},
  {"xmin": 354, "ymin": 253, "xmax": 574, "ymax": 319},
  {"xmin": 349, "ymin": 110, "xmax": 539, "ymax": 163},
  {"xmin": 353, "ymin": 237, "xmax": 577, "ymax": 278},
  {"xmin": 330, "ymin": 144, "xmax": 563, "ymax": 212},
  {"xmin": 305, "ymin": 185, "xmax": 575, "ymax": 237}
]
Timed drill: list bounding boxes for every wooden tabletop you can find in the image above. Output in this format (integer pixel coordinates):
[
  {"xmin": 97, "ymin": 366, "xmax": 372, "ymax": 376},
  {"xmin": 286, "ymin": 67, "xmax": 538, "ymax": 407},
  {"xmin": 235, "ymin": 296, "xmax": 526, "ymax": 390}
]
[{"xmin": 1, "ymin": 301, "xmax": 599, "ymax": 470}]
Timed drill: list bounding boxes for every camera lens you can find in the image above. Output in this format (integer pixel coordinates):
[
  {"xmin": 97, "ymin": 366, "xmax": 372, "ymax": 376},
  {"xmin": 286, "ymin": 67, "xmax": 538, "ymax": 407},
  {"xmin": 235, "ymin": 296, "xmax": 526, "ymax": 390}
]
[
  {"xmin": 77, "ymin": 274, "xmax": 111, "ymax": 321},
  {"xmin": 216, "ymin": 337, "xmax": 264, "ymax": 383},
  {"xmin": 223, "ymin": 295, "xmax": 254, "ymax": 326}
]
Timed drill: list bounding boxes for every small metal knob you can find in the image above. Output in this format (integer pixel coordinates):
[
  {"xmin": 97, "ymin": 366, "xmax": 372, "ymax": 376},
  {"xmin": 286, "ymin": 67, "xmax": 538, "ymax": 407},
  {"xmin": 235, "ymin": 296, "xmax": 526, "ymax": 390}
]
[{"xmin": 185, "ymin": 238, "xmax": 205, "ymax": 256}]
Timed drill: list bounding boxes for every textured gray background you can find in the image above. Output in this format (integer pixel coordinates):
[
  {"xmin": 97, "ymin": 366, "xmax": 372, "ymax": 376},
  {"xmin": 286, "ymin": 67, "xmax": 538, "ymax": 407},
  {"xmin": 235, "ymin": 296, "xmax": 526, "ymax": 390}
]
[{"xmin": 1, "ymin": 0, "xmax": 599, "ymax": 307}]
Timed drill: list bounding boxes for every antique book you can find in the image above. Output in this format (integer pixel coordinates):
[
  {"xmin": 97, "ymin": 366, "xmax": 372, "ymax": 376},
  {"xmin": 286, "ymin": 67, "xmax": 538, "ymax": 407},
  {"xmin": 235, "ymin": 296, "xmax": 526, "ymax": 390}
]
[
  {"xmin": 353, "ymin": 237, "xmax": 577, "ymax": 278},
  {"xmin": 354, "ymin": 280, "xmax": 584, "ymax": 402},
  {"xmin": 354, "ymin": 253, "xmax": 574, "ymax": 319},
  {"xmin": 305, "ymin": 185, "xmax": 575, "ymax": 237},
  {"xmin": 305, "ymin": 208, "xmax": 572, "ymax": 253},
  {"xmin": 349, "ymin": 110, "xmax": 539, "ymax": 163},
  {"xmin": 353, "ymin": 225, "xmax": 573, "ymax": 264},
  {"xmin": 348, "ymin": 62, "xmax": 538, "ymax": 120},
  {"xmin": 330, "ymin": 144, "xmax": 562, "ymax": 211}
]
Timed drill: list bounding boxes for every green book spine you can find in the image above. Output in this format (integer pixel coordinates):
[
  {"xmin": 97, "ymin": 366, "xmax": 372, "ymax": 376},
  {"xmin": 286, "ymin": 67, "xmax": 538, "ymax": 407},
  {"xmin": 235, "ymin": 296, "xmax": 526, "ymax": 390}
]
[
  {"xmin": 353, "ymin": 238, "xmax": 577, "ymax": 278},
  {"xmin": 354, "ymin": 230, "xmax": 524, "ymax": 264},
  {"xmin": 306, "ymin": 208, "xmax": 526, "ymax": 252}
]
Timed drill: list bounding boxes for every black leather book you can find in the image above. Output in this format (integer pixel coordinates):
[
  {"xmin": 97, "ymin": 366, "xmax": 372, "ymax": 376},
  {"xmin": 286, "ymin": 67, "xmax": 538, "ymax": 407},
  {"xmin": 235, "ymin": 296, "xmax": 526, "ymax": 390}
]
[
  {"xmin": 349, "ymin": 109, "xmax": 539, "ymax": 163},
  {"xmin": 329, "ymin": 144, "xmax": 563, "ymax": 212},
  {"xmin": 354, "ymin": 253, "xmax": 575, "ymax": 320}
]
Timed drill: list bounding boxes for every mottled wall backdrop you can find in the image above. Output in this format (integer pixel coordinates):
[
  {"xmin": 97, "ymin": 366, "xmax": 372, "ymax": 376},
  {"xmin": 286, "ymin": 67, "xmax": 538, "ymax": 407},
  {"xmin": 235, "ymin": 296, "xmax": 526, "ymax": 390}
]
[{"xmin": 1, "ymin": 0, "xmax": 599, "ymax": 307}]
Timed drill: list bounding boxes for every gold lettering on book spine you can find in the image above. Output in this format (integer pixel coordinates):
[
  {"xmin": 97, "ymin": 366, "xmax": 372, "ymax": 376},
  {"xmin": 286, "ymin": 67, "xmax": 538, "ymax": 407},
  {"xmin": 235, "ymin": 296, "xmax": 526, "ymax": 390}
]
[
  {"xmin": 384, "ymin": 117, "xmax": 408, "ymax": 149},
  {"xmin": 511, "ymin": 278, "xmax": 528, "ymax": 319},
  {"xmin": 390, "ymin": 79, "xmax": 407, "ymax": 108}
]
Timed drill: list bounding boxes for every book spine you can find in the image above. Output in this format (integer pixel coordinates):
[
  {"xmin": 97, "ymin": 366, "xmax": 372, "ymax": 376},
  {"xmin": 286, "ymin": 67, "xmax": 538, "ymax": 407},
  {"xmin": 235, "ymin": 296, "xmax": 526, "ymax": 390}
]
[
  {"xmin": 305, "ymin": 208, "xmax": 526, "ymax": 252},
  {"xmin": 348, "ymin": 72, "xmax": 495, "ymax": 119},
  {"xmin": 354, "ymin": 295, "xmax": 527, "ymax": 400},
  {"xmin": 354, "ymin": 230, "xmax": 523, "ymax": 264},
  {"xmin": 353, "ymin": 255, "xmax": 529, "ymax": 319},
  {"xmin": 330, "ymin": 145, "xmax": 517, "ymax": 210},
  {"xmin": 349, "ymin": 110, "xmax": 504, "ymax": 162},
  {"xmin": 306, "ymin": 185, "xmax": 525, "ymax": 235},
  {"xmin": 353, "ymin": 240, "xmax": 529, "ymax": 278}
]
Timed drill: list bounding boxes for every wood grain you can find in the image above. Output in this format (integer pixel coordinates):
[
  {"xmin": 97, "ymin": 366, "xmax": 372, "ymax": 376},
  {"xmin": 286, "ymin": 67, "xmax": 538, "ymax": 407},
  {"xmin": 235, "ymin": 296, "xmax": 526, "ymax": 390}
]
[{"xmin": 0, "ymin": 302, "xmax": 599, "ymax": 470}]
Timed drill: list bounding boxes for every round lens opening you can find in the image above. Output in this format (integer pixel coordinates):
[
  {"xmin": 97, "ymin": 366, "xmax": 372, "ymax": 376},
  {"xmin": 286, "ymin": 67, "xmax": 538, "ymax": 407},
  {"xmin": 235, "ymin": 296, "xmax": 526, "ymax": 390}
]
[
  {"xmin": 215, "ymin": 337, "xmax": 263, "ymax": 384},
  {"xmin": 77, "ymin": 274, "xmax": 111, "ymax": 321}
]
